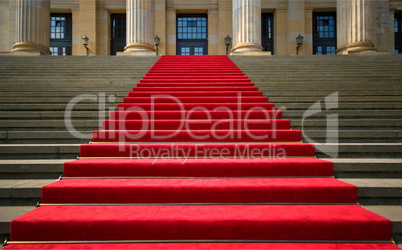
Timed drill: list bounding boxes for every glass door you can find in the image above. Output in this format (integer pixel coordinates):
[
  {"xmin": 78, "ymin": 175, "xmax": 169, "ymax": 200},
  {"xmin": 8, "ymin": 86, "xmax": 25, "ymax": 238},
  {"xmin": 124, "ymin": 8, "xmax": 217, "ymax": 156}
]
[{"xmin": 176, "ymin": 15, "xmax": 208, "ymax": 55}]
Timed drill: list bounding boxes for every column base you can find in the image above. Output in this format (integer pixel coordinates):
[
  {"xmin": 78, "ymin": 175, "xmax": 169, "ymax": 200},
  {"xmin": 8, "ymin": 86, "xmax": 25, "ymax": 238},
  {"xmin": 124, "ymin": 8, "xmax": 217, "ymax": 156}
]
[
  {"xmin": 336, "ymin": 42, "xmax": 377, "ymax": 55},
  {"xmin": 123, "ymin": 43, "xmax": 156, "ymax": 55},
  {"xmin": 231, "ymin": 51, "xmax": 272, "ymax": 56},
  {"xmin": 230, "ymin": 43, "xmax": 264, "ymax": 55},
  {"xmin": 11, "ymin": 42, "xmax": 51, "ymax": 55},
  {"xmin": 117, "ymin": 51, "xmax": 157, "ymax": 56}
]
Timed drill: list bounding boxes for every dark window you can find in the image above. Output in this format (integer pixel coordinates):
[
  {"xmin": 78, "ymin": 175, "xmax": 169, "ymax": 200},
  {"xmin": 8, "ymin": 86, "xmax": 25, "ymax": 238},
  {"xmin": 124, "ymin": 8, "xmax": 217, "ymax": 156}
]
[
  {"xmin": 181, "ymin": 47, "xmax": 190, "ymax": 55},
  {"xmin": 176, "ymin": 15, "xmax": 208, "ymax": 55},
  {"xmin": 50, "ymin": 14, "xmax": 72, "ymax": 56},
  {"xmin": 194, "ymin": 47, "xmax": 204, "ymax": 55},
  {"xmin": 261, "ymin": 13, "xmax": 274, "ymax": 54},
  {"xmin": 395, "ymin": 13, "xmax": 402, "ymax": 54},
  {"xmin": 313, "ymin": 13, "xmax": 337, "ymax": 55},
  {"xmin": 111, "ymin": 14, "xmax": 126, "ymax": 55},
  {"xmin": 177, "ymin": 16, "xmax": 207, "ymax": 40}
]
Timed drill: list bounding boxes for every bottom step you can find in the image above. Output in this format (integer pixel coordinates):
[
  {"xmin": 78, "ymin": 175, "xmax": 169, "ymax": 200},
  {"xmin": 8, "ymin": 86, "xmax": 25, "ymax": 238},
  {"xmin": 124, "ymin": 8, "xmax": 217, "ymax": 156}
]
[
  {"xmin": 11, "ymin": 205, "xmax": 391, "ymax": 241},
  {"xmin": 3, "ymin": 243, "xmax": 400, "ymax": 250}
]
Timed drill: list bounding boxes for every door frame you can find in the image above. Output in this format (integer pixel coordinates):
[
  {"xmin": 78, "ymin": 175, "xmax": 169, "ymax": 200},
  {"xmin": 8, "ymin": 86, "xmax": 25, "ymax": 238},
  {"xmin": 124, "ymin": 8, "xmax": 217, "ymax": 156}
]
[
  {"xmin": 176, "ymin": 14, "xmax": 208, "ymax": 55},
  {"xmin": 110, "ymin": 14, "xmax": 127, "ymax": 55},
  {"xmin": 313, "ymin": 12, "xmax": 337, "ymax": 55},
  {"xmin": 50, "ymin": 13, "xmax": 72, "ymax": 56}
]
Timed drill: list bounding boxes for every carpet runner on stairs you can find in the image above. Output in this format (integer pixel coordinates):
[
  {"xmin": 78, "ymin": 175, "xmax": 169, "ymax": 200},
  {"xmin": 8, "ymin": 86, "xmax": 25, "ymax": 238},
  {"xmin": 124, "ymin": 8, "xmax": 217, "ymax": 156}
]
[{"xmin": 5, "ymin": 55, "xmax": 398, "ymax": 250}]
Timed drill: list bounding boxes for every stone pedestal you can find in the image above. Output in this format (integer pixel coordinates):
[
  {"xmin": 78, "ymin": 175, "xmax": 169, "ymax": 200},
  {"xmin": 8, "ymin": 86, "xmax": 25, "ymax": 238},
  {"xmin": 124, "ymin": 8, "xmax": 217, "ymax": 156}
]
[
  {"xmin": 231, "ymin": 0, "xmax": 263, "ymax": 55},
  {"xmin": 124, "ymin": 0, "xmax": 156, "ymax": 55},
  {"xmin": 11, "ymin": 0, "xmax": 51, "ymax": 55},
  {"xmin": 337, "ymin": 0, "xmax": 376, "ymax": 54}
]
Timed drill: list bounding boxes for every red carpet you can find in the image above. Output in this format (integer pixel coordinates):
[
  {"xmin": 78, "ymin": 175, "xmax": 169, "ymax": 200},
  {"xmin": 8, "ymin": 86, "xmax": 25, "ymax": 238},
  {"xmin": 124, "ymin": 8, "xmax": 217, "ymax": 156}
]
[
  {"xmin": 103, "ymin": 119, "xmax": 291, "ymax": 130},
  {"xmin": 110, "ymin": 110, "xmax": 282, "ymax": 120},
  {"xmin": 5, "ymin": 243, "xmax": 400, "ymax": 250},
  {"xmin": 6, "ymin": 55, "xmax": 396, "ymax": 249},
  {"xmin": 11, "ymin": 205, "xmax": 391, "ymax": 241},
  {"xmin": 79, "ymin": 143, "xmax": 316, "ymax": 158},
  {"xmin": 64, "ymin": 158, "xmax": 333, "ymax": 177},
  {"xmin": 42, "ymin": 178, "xmax": 357, "ymax": 204}
]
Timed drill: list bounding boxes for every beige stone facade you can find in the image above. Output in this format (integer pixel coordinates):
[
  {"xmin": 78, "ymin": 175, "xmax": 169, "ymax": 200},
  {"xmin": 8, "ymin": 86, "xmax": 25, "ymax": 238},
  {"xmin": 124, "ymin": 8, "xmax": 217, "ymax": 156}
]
[{"xmin": 1, "ymin": 0, "xmax": 401, "ymax": 56}]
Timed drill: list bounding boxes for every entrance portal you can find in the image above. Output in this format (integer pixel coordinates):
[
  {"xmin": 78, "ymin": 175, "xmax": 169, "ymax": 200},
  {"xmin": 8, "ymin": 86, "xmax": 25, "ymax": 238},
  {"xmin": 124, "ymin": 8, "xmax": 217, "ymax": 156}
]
[
  {"xmin": 176, "ymin": 15, "xmax": 208, "ymax": 55},
  {"xmin": 111, "ymin": 14, "xmax": 126, "ymax": 55},
  {"xmin": 313, "ymin": 13, "xmax": 337, "ymax": 55}
]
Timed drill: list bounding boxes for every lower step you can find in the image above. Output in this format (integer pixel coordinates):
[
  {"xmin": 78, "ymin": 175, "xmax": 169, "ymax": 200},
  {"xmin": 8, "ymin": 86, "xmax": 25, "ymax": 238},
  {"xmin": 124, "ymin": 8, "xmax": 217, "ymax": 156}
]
[
  {"xmin": 3, "ymin": 243, "xmax": 400, "ymax": 250},
  {"xmin": 41, "ymin": 178, "xmax": 356, "ymax": 204},
  {"xmin": 10, "ymin": 205, "xmax": 391, "ymax": 241}
]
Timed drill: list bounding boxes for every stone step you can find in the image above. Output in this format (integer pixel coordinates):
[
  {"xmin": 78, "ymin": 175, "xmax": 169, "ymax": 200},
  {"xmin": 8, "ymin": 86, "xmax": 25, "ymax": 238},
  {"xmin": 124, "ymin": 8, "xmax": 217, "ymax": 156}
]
[
  {"xmin": 315, "ymin": 143, "xmax": 402, "ymax": 158},
  {"xmin": 339, "ymin": 179, "xmax": 402, "ymax": 205},
  {"xmin": 283, "ymin": 110, "xmax": 402, "ymax": 118},
  {"xmin": 0, "ymin": 119, "xmax": 400, "ymax": 131},
  {"xmin": 0, "ymin": 158, "xmax": 401, "ymax": 180},
  {"xmin": 0, "ymin": 89, "xmax": 401, "ymax": 95},
  {"xmin": 0, "ymin": 130, "xmax": 400, "ymax": 144},
  {"xmin": 292, "ymin": 119, "xmax": 402, "ymax": 129},
  {"xmin": 0, "ymin": 160, "xmax": 68, "ymax": 179},
  {"xmin": 0, "ymin": 111, "xmax": 400, "ymax": 121},
  {"xmin": 276, "ymin": 103, "xmax": 402, "ymax": 110},
  {"xmin": 0, "ymin": 178, "xmax": 400, "ymax": 207},
  {"xmin": 1, "ymin": 97, "xmax": 402, "ymax": 104},
  {"xmin": 0, "ymin": 206, "xmax": 36, "ymax": 244},
  {"xmin": 0, "ymin": 143, "xmax": 400, "ymax": 160},
  {"xmin": 0, "ymin": 91, "xmax": 401, "ymax": 98},
  {"xmin": 0, "ymin": 104, "xmax": 118, "ymax": 111},
  {"xmin": 0, "ymin": 103, "xmax": 401, "ymax": 112},
  {"xmin": 260, "ymin": 86, "xmax": 402, "ymax": 91},
  {"xmin": 363, "ymin": 205, "xmax": 402, "ymax": 244},
  {"xmin": 0, "ymin": 205, "xmax": 401, "ymax": 246},
  {"xmin": 0, "ymin": 120, "xmax": 99, "ymax": 131},
  {"xmin": 332, "ymin": 159, "xmax": 402, "ymax": 178},
  {"xmin": 0, "ymin": 179, "xmax": 56, "ymax": 206},
  {"xmin": 0, "ymin": 144, "xmax": 80, "ymax": 159},
  {"xmin": 0, "ymin": 86, "xmax": 137, "ymax": 91},
  {"xmin": 300, "ymin": 130, "xmax": 402, "ymax": 143},
  {"xmin": 0, "ymin": 92, "xmax": 130, "ymax": 97}
]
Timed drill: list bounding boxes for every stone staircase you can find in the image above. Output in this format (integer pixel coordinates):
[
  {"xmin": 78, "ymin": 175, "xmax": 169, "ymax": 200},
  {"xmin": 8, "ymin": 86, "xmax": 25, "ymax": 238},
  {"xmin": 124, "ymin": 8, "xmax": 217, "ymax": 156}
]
[
  {"xmin": 0, "ymin": 55, "xmax": 401, "ymax": 246},
  {"xmin": 0, "ymin": 55, "xmax": 158, "ymax": 243},
  {"xmin": 231, "ymin": 54, "xmax": 402, "ymax": 246}
]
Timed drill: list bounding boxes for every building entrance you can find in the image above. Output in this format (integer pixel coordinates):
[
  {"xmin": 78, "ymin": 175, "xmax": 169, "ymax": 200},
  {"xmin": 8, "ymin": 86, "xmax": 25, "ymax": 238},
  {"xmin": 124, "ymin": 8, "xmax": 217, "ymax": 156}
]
[
  {"xmin": 261, "ymin": 13, "xmax": 274, "ymax": 54},
  {"xmin": 313, "ymin": 13, "xmax": 337, "ymax": 55},
  {"xmin": 50, "ymin": 14, "xmax": 72, "ymax": 56},
  {"xmin": 176, "ymin": 15, "xmax": 208, "ymax": 55},
  {"xmin": 395, "ymin": 13, "xmax": 402, "ymax": 54},
  {"xmin": 111, "ymin": 14, "xmax": 126, "ymax": 55}
]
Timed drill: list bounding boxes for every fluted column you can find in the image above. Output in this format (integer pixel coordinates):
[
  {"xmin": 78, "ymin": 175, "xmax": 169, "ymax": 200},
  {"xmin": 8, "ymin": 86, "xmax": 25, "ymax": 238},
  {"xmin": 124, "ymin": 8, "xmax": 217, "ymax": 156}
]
[
  {"xmin": 125, "ymin": 0, "xmax": 156, "ymax": 53},
  {"xmin": 11, "ymin": 0, "xmax": 50, "ymax": 55},
  {"xmin": 231, "ymin": 0, "xmax": 263, "ymax": 54},
  {"xmin": 337, "ymin": 0, "xmax": 376, "ymax": 54}
]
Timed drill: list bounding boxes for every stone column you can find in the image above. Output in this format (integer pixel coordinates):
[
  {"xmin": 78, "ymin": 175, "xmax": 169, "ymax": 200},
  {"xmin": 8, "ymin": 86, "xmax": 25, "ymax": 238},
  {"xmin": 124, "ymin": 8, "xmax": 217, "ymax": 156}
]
[
  {"xmin": 231, "ymin": 0, "xmax": 263, "ymax": 54},
  {"xmin": 337, "ymin": 0, "xmax": 376, "ymax": 54},
  {"xmin": 124, "ymin": 0, "xmax": 156, "ymax": 54},
  {"xmin": 11, "ymin": 0, "xmax": 50, "ymax": 55}
]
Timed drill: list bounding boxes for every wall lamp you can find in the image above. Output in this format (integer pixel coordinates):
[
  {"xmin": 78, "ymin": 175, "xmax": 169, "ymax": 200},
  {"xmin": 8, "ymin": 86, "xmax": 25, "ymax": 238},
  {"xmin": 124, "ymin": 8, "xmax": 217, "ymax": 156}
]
[
  {"xmin": 224, "ymin": 35, "xmax": 232, "ymax": 56},
  {"xmin": 154, "ymin": 35, "xmax": 160, "ymax": 56},
  {"xmin": 82, "ymin": 34, "xmax": 89, "ymax": 56},
  {"xmin": 296, "ymin": 33, "xmax": 304, "ymax": 55}
]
